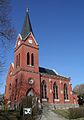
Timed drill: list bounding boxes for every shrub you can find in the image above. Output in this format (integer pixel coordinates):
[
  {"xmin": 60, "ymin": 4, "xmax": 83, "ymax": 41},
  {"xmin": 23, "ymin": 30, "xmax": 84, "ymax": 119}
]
[{"xmin": 69, "ymin": 107, "xmax": 84, "ymax": 119}]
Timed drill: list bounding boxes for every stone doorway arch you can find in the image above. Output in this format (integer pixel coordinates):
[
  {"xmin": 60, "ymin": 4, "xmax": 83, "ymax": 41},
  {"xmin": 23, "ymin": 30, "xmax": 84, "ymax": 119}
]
[{"xmin": 26, "ymin": 88, "xmax": 34, "ymax": 97}]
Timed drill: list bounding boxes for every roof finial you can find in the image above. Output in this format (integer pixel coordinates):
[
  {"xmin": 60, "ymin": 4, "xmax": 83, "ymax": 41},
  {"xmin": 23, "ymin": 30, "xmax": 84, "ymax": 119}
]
[
  {"xmin": 26, "ymin": 0, "xmax": 28, "ymax": 12},
  {"xmin": 26, "ymin": 8, "xmax": 28, "ymax": 12}
]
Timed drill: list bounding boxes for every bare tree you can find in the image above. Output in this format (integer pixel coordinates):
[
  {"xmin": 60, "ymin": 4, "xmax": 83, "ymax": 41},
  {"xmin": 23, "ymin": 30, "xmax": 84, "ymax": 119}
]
[
  {"xmin": 79, "ymin": 84, "xmax": 84, "ymax": 95},
  {"xmin": 0, "ymin": 0, "xmax": 15, "ymax": 40},
  {"xmin": 0, "ymin": 0, "xmax": 15, "ymax": 72},
  {"xmin": 73, "ymin": 84, "xmax": 84, "ymax": 105},
  {"xmin": 73, "ymin": 84, "xmax": 84, "ymax": 96},
  {"xmin": 73, "ymin": 85, "xmax": 80, "ymax": 95}
]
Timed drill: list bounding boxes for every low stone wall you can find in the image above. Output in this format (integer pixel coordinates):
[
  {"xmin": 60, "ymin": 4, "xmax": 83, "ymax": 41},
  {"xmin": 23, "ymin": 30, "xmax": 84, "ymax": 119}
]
[{"xmin": 48, "ymin": 103, "xmax": 79, "ymax": 110}]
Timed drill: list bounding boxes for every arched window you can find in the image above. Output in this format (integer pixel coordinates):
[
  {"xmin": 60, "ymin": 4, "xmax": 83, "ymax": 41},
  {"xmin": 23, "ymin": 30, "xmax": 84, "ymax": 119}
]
[
  {"xmin": 18, "ymin": 53, "xmax": 20, "ymax": 66},
  {"xmin": 41, "ymin": 80, "xmax": 47, "ymax": 99},
  {"xmin": 27, "ymin": 52, "xmax": 30, "ymax": 65},
  {"xmin": 53, "ymin": 82, "xmax": 58, "ymax": 99},
  {"xmin": 64, "ymin": 84, "xmax": 68, "ymax": 100},
  {"xmin": 16, "ymin": 54, "xmax": 20, "ymax": 68},
  {"xmin": 9, "ymin": 83, "xmax": 11, "ymax": 91},
  {"xmin": 31, "ymin": 53, "xmax": 34, "ymax": 66},
  {"xmin": 15, "ymin": 79, "xmax": 18, "ymax": 96},
  {"xmin": 16, "ymin": 55, "xmax": 18, "ymax": 68},
  {"xmin": 15, "ymin": 79, "xmax": 17, "ymax": 88}
]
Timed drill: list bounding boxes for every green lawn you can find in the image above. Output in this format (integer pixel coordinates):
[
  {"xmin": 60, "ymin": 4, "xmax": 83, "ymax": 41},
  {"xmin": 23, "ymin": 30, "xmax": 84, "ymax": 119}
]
[
  {"xmin": 53, "ymin": 109, "xmax": 69, "ymax": 119},
  {"xmin": 53, "ymin": 109, "xmax": 84, "ymax": 120}
]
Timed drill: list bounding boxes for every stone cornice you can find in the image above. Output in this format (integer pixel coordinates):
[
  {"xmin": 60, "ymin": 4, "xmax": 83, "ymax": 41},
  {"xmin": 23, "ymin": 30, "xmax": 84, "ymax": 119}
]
[
  {"xmin": 14, "ymin": 43, "xmax": 39, "ymax": 52},
  {"xmin": 40, "ymin": 73, "xmax": 70, "ymax": 81},
  {"xmin": 11, "ymin": 68, "xmax": 39, "ymax": 76},
  {"xmin": 10, "ymin": 68, "xmax": 70, "ymax": 81}
]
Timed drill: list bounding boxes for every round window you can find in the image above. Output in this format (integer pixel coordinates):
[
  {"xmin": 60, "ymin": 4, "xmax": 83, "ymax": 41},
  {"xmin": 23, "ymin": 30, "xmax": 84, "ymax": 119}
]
[{"xmin": 28, "ymin": 78, "xmax": 34, "ymax": 85}]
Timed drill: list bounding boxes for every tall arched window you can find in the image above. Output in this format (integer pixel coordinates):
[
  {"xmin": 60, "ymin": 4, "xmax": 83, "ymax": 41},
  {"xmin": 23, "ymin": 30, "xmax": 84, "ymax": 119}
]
[
  {"xmin": 27, "ymin": 52, "xmax": 30, "ymax": 65},
  {"xmin": 18, "ymin": 53, "xmax": 20, "ymax": 66},
  {"xmin": 15, "ymin": 79, "xmax": 17, "ymax": 88},
  {"xmin": 31, "ymin": 53, "xmax": 34, "ymax": 66},
  {"xmin": 9, "ymin": 83, "xmax": 11, "ymax": 91},
  {"xmin": 15, "ymin": 79, "xmax": 18, "ymax": 97},
  {"xmin": 16, "ymin": 54, "xmax": 20, "ymax": 68},
  {"xmin": 16, "ymin": 55, "xmax": 18, "ymax": 68},
  {"xmin": 53, "ymin": 82, "xmax": 58, "ymax": 99},
  {"xmin": 64, "ymin": 84, "xmax": 68, "ymax": 100},
  {"xmin": 41, "ymin": 80, "xmax": 47, "ymax": 99}
]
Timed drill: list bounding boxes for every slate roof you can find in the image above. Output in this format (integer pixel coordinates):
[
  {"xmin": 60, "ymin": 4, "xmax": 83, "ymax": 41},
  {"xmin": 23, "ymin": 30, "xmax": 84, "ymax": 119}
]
[
  {"xmin": 39, "ymin": 67, "xmax": 57, "ymax": 76},
  {"xmin": 21, "ymin": 9, "xmax": 33, "ymax": 40}
]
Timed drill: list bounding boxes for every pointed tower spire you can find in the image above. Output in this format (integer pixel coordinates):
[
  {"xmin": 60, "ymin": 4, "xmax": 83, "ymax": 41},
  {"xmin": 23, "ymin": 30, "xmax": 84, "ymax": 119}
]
[{"xmin": 21, "ymin": 7, "xmax": 33, "ymax": 40}]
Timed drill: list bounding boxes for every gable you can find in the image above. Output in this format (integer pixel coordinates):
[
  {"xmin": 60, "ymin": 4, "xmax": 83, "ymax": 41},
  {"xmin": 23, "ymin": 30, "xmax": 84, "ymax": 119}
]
[
  {"xmin": 15, "ymin": 34, "xmax": 22, "ymax": 49},
  {"xmin": 8, "ymin": 63, "xmax": 14, "ymax": 76},
  {"xmin": 23, "ymin": 32, "xmax": 39, "ymax": 48}
]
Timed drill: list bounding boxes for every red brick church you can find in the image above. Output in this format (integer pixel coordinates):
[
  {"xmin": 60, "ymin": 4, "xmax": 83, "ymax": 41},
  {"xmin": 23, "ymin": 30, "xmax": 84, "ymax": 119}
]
[{"xmin": 4, "ymin": 8, "xmax": 78, "ymax": 109}]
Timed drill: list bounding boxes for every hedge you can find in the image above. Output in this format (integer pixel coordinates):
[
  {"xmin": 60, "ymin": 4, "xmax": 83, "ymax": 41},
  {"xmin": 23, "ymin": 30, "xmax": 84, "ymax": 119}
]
[{"xmin": 69, "ymin": 107, "xmax": 84, "ymax": 119}]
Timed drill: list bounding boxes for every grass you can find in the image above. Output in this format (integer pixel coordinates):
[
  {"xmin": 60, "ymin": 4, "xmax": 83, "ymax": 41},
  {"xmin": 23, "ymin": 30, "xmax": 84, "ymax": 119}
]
[
  {"xmin": 75, "ymin": 118, "xmax": 84, "ymax": 120},
  {"xmin": 53, "ymin": 109, "xmax": 84, "ymax": 120},
  {"xmin": 53, "ymin": 109, "xmax": 69, "ymax": 119}
]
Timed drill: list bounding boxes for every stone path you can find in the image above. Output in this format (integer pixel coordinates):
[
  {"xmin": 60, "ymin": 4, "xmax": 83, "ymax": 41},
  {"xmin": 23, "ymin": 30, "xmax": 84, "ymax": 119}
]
[{"xmin": 39, "ymin": 105, "xmax": 69, "ymax": 120}]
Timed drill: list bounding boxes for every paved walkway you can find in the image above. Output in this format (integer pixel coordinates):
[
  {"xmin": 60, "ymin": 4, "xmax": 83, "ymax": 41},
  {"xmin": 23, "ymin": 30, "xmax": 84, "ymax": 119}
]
[{"xmin": 39, "ymin": 105, "xmax": 69, "ymax": 120}]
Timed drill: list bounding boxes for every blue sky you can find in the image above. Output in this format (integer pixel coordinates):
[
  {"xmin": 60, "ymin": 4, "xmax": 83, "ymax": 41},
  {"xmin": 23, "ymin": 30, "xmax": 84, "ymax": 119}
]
[{"xmin": 0, "ymin": 0, "xmax": 84, "ymax": 94}]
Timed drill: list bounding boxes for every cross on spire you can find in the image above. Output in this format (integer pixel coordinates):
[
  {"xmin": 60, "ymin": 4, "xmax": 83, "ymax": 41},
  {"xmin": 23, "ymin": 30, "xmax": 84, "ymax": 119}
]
[
  {"xmin": 26, "ymin": 8, "xmax": 28, "ymax": 12},
  {"xmin": 26, "ymin": 0, "xmax": 29, "ymax": 12}
]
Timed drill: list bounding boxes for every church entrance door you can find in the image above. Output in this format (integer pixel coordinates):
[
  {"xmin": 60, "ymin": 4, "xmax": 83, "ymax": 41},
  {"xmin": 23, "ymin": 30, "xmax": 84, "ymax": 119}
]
[{"xmin": 27, "ymin": 89, "xmax": 34, "ymax": 97}]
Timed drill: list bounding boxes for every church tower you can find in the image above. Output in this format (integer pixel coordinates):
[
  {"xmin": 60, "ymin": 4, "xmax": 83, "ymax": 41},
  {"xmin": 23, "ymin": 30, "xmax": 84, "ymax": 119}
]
[
  {"xmin": 13, "ymin": 9, "xmax": 40, "ymax": 106},
  {"xmin": 14, "ymin": 9, "xmax": 39, "ymax": 73}
]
